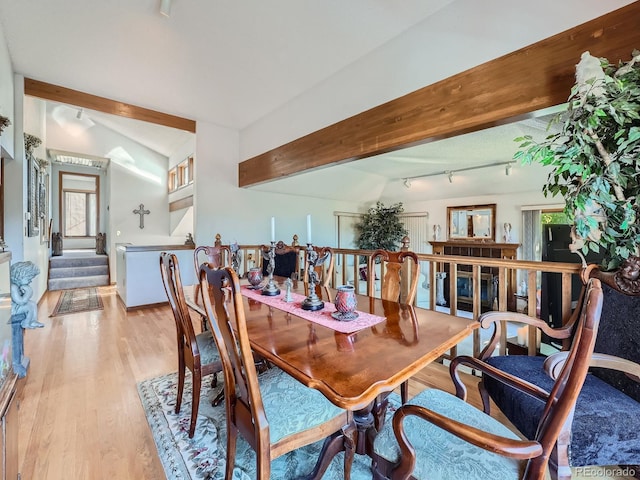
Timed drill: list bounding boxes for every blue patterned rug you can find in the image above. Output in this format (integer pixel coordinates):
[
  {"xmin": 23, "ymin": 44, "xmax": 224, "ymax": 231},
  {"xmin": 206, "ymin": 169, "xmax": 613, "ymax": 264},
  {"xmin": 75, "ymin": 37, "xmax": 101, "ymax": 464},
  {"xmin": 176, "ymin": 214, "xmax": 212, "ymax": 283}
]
[{"xmin": 137, "ymin": 371, "xmax": 400, "ymax": 479}]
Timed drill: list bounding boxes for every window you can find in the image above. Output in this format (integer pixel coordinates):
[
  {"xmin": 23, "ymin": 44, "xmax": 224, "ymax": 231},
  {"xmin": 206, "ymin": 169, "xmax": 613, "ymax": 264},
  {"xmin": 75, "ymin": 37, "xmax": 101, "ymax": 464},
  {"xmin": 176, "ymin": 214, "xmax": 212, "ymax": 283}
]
[
  {"xmin": 168, "ymin": 156, "xmax": 194, "ymax": 192},
  {"xmin": 61, "ymin": 172, "xmax": 99, "ymax": 238}
]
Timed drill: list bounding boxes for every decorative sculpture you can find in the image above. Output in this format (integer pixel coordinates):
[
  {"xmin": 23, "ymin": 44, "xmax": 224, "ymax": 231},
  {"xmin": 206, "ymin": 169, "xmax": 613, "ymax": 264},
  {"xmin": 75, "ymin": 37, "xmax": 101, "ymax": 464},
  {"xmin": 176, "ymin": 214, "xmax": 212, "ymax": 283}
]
[
  {"xmin": 10, "ymin": 261, "xmax": 44, "ymax": 378},
  {"xmin": 10, "ymin": 261, "xmax": 44, "ymax": 329},
  {"xmin": 230, "ymin": 241, "xmax": 241, "ymax": 272},
  {"xmin": 51, "ymin": 232, "xmax": 63, "ymax": 256},
  {"xmin": 260, "ymin": 242, "xmax": 280, "ymax": 296},
  {"xmin": 95, "ymin": 232, "xmax": 106, "ymax": 254},
  {"xmin": 503, "ymin": 222, "xmax": 512, "ymax": 243},
  {"xmin": 301, "ymin": 245, "xmax": 329, "ymax": 311},
  {"xmin": 184, "ymin": 233, "xmax": 195, "ymax": 246},
  {"xmin": 284, "ymin": 277, "xmax": 294, "ymax": 302},
  {"xmin": 433, "ymin": 224, "xmax": 441, "ymax": 241}
]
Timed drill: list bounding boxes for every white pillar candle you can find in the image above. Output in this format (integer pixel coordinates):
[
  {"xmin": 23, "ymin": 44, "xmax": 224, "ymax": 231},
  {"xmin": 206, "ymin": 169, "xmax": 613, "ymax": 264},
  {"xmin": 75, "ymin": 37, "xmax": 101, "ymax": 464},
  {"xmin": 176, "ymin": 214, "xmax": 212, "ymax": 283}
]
[
  {"xmin": 306, "ymin": 214, "xmax": 312, "ymax": 244},
  {"xmin": 270, "ymin": 217, "xmax": 275, "ymax": 242}
]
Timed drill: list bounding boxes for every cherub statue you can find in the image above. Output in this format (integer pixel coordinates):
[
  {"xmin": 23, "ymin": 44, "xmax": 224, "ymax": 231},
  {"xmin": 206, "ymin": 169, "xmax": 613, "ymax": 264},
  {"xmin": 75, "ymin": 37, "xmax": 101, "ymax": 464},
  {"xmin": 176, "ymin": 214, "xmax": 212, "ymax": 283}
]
[
  {"xmin": 306, "ymin": 248, "xmax": 330, "ymax": 287},
  {"xmin": 10, "ymin": 261, "xmax": 44, "ymax": 328},
  {"xmin": 261, "ymin": 246, "xmax": 276, "ymax": 278}
]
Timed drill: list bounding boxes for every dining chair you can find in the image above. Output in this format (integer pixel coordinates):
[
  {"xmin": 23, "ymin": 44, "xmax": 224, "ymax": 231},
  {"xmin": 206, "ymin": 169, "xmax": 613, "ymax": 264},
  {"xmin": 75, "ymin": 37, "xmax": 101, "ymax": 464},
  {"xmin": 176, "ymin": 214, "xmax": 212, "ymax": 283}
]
[
  {"xmin": 368, "ymin": 249, "xmax": 420, "ymax": 403},
  {"xmin": 261, "ymin": 240, "xmax": 300, "ymax": 279},
  {"xmin": 367, "ymin": 249, "xmax": 420, "ymax": 305},
  {"xmin": 193, "ymin": 245, "xmax": 228, "ymax": 317},
  {"xmin": 159, "ymin": 252, "xmax": 223, "ymax": 438},
  {"xmin": 370, "ymin": 277, "xmax": 603, "ymax": 480},
  {"xmin": 302, "ymin": 245, "xmax": 335, "ymax": 302},
  {"xmin": 199, "ymin": 266, "xmax": 356, "ymax": 479}
]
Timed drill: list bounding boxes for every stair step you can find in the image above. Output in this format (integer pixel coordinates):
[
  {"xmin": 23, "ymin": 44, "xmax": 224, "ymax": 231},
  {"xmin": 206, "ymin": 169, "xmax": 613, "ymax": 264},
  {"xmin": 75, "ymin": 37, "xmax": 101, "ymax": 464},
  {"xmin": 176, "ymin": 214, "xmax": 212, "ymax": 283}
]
[
  {"xmin": 49, "ymin": 265, "xmax": 109, "ymax": 279},
  {"xmin": 50, "ymin": 255, "xmax": 108, "ymax": 268},
  {"xmin": 48, "ymin": 275, "xmax": 110, "ymax": 291}
]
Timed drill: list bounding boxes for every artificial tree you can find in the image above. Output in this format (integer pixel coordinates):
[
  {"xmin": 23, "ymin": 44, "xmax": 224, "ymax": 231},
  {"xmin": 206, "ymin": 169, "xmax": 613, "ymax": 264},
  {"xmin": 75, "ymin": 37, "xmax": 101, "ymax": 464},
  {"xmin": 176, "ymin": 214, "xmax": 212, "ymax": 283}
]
[
  {"xmin": 515, "ymin": 49, "xmax": 640, "ymax": 271},
  {"xmin": 355, "ymin": 201, "xmax": 408, "ymax": 255}
]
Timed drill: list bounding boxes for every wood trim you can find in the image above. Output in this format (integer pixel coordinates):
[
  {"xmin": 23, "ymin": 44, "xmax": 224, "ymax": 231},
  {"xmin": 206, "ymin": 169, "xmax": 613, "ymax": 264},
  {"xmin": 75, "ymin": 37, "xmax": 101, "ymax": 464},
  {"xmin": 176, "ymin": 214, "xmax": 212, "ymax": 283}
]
[
  {"xmin": 239, "ymin": 2, "xmax": 640, "ymax": 187},
  {"xmin": 169, "ymin": 195, "xmax": 193, "ymax": 212},
  {"xmin": 24, "ymin": 78, "xmax": 196, "ymax": 133}
]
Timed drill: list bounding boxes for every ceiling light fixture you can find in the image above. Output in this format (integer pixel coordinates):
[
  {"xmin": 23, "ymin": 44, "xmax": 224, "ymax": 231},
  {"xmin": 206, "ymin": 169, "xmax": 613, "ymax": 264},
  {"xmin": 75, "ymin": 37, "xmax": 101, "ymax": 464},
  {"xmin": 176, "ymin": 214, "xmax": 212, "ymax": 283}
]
[
  {"xmin": 403, "ymin": 178, "xmax": 411, "ymax": 188},
  {"xmin": 76, "ymin": 108, "xmax": 83, "ymax": 120},
  {"xmin": 160, "ymin": 0, "xmax": 171, "ymax": 17},
  {"xmin": 398, "ymin": 160, "xmax": 515, "ymax": 184},
  {"xmin": 505, "ymin": 163, "xmax": 513, "ymax": 176}
]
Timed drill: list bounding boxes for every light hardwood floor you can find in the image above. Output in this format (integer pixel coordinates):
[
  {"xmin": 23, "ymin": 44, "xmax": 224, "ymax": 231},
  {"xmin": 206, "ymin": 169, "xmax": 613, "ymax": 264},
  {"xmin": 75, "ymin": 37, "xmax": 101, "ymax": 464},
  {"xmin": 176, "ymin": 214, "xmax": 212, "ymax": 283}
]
[{"xmin": 17, "ymin": 285, "xmax": 634, "ymax": 479}]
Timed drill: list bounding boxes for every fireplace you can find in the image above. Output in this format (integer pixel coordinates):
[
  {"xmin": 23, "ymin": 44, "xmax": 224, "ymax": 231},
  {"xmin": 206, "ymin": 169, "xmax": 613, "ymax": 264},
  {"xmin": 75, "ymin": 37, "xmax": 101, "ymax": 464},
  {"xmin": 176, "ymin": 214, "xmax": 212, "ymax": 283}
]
[
  {"xmin": 456, "ymin": 271, "xmax": 495, "ymax": 308},
  {"xmin": 430, "ymin": 240, "xmax": 519, "ymax": 312}
]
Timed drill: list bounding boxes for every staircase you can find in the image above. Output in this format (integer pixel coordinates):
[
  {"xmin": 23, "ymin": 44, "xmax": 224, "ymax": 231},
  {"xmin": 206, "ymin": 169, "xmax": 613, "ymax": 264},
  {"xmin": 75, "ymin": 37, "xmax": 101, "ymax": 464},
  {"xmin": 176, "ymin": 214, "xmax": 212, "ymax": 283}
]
[{"xmin": 48, "ymin": 250, "xmax": 110, "ymax": 291}]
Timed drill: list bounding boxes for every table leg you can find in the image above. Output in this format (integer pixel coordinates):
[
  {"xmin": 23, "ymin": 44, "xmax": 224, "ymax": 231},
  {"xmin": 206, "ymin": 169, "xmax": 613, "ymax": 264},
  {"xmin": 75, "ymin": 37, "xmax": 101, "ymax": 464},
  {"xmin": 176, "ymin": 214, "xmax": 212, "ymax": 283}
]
[{"xmin": 304, "ymin": 393, "xmax": 391, "ymax": 479}]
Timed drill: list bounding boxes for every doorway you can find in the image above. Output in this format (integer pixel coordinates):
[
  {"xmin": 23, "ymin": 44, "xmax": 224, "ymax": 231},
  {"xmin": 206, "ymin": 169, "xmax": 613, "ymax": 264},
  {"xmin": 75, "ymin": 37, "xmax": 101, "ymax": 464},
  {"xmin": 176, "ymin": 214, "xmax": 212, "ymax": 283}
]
[{"xmin": 59, "ymin": 171, "xmax": 99, "ymax": 247}]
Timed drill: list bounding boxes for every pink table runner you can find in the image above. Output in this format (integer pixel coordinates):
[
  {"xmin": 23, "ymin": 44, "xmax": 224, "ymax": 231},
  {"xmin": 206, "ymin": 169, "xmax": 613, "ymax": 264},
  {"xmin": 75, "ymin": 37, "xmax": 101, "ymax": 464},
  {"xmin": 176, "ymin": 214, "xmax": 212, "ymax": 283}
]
[{"xmin": 241, "ymin": 285, "xmax": 386, "ymax": 334}]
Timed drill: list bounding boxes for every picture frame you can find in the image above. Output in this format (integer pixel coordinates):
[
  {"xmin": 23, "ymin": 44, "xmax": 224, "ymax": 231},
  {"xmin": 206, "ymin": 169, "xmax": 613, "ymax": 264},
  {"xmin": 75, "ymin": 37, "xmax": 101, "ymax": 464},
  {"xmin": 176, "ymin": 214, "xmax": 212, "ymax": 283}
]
[
  {"xmin": 447, "ymin": 204, "xmax": 496, "ymax": 241},
  {"xmin": 27, "ymin": 154, "xmax": 39, "ymax": 237}
]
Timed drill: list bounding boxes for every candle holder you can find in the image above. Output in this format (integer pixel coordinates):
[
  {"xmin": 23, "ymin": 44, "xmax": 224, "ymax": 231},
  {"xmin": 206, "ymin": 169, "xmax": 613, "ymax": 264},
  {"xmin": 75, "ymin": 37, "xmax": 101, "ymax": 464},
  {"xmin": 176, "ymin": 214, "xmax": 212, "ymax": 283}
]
[
  {"xmin": 301, "ymin": 243, "xmax": 325, "ymax": 311},
  {"xmin": 261, "ymin": 242, "xmax": 281, "ymax": 296}
]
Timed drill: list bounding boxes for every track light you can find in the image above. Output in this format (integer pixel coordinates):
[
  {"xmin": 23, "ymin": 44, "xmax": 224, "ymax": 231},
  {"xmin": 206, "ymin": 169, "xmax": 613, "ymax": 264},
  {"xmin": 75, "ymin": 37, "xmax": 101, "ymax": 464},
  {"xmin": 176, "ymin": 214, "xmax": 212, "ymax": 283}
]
[
  {"xmin": 160, "ymin": 0, "xmax": 171, "ymax": 17},
  {"xmin": 399, "ymin": 160, "xmax": 515, "ymax": 185},
  {"xmin": 403, "ymin": 178, "xmax": 411, "ymax": 188},
  {"xmin": 76, "ymin": 108, "xmax": 83, "ymax": 120}
]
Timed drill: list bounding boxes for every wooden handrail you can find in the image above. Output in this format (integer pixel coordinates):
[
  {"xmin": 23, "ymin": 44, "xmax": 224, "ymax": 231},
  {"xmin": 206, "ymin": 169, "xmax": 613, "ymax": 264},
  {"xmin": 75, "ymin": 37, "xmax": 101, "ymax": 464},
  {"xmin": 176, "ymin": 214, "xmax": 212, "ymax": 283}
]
[{"xmin": 212, "ymin": 234, "xmax": 583, "ymax": 358}]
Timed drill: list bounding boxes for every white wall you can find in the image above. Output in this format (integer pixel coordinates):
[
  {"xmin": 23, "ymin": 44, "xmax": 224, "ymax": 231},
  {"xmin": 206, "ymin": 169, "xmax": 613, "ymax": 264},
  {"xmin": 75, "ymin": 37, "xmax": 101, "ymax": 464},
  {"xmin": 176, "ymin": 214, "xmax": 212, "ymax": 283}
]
[
  {"xmin": 0, "ymin": 22, "xmax": 14, "ymax": 159},
  {"xmin": 194, "ymin": 121, "xmax": 361, "ymax": 248}
]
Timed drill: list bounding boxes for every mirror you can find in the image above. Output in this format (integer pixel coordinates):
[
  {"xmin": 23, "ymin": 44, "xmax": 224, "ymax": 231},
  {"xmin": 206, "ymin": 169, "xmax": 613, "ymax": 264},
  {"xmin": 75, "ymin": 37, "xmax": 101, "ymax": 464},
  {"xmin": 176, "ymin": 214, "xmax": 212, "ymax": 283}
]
[{"xmin": 447, "ymin": 204, "xmax": 496, "ymax": 241}]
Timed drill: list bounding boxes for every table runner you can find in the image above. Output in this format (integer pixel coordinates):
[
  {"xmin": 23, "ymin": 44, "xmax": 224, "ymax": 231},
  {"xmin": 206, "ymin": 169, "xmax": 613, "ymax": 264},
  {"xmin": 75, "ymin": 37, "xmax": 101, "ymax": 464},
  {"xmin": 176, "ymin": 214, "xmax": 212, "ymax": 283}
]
[{"xmin": 241, "ymin": 285, "xmax": 386, "ymax": 334}]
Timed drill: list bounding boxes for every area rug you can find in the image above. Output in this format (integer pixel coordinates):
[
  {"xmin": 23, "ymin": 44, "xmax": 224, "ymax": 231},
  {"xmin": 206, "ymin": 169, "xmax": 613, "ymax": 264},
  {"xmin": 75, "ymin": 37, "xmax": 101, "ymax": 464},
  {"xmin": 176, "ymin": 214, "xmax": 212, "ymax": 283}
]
[
  {"xmin": 50, "ymin": 287, "xmax": 104, "ymax": 316},
  {"xmin": 137, "ymin": 371, "xmax": 400, "ymax": 480}
]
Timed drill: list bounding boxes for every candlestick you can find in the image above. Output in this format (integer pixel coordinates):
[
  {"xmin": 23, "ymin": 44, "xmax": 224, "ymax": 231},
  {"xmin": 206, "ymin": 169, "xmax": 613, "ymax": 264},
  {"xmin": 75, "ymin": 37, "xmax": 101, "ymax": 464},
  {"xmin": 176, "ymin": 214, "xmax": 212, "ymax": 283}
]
[
  {"xmin": 306, "ymin": 214, "xmax": 312, "ymax": 244},
  {"xmin": 270, "ymin": 217, "xmax": 275, "ymax": 242},
  {"xmin": 261, "ymin": 241, "xmax": 281, "ymax": 296},
  {"xmin": 301, "ymin": 243, "xmax": 325, "ymax": 311}
]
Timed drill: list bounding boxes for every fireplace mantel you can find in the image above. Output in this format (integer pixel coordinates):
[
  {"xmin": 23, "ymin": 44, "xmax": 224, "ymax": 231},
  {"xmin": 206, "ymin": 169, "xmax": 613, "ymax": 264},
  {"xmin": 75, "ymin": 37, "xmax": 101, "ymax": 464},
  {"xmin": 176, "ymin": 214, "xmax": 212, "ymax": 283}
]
[{"xmin": 429, "ymin": 241, "xmax": 520, "ymax": 259}]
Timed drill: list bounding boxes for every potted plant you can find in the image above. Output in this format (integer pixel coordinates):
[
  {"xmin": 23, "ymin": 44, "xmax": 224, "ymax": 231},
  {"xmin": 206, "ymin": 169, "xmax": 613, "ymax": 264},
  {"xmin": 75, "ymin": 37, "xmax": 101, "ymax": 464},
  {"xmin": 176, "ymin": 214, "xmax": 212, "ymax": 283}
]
[
  {"xmin": 355, "ymin": 201, "xmax": 407, "ymax": 253},
  {"xmin": 515, "ymin": 49, "xmax": 640, "ymax": 271},
  {"xmin": 354, "ymin": 202, "xmax": 408, "ymax": 280}
]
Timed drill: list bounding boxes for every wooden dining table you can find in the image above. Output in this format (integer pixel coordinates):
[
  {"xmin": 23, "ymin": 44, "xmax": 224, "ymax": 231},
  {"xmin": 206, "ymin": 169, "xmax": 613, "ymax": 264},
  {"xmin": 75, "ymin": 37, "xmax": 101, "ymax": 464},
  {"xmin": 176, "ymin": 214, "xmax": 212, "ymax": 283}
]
[{"xmin": 189, "ymin": 275, "xmax": 477, "ymax": 462}]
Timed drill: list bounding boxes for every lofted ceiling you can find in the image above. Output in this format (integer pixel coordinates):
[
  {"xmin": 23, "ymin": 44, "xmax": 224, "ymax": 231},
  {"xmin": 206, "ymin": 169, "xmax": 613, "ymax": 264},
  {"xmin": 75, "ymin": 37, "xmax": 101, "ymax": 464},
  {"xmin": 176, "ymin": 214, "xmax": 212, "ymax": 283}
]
[{"xmin": 0, "ymin": 1, "xmax": 632, "ymax": 202}]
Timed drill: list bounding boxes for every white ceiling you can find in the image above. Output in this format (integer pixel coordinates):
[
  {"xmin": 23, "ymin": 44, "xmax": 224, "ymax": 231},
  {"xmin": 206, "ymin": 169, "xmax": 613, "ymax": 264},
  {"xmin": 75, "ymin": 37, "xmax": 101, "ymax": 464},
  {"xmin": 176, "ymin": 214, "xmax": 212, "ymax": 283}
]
[
  {"xmin": 0, "ymin": 0, "xmax": 455, "ymax": 130},
  {"xmin": 0, "ymin": 1, "xmax": 630, "ymax": 202}
]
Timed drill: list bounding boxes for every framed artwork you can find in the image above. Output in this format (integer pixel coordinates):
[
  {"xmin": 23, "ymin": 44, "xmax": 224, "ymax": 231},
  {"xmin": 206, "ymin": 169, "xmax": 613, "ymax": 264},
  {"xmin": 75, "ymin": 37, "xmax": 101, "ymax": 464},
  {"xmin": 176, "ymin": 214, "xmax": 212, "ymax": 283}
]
[
  {"xmin": 27, "ymin": 154, "xmax": 39, "ymax": 237},
  {"xmin": 39, "ymin": 171, "xmax": 49, "ymax": 244}
]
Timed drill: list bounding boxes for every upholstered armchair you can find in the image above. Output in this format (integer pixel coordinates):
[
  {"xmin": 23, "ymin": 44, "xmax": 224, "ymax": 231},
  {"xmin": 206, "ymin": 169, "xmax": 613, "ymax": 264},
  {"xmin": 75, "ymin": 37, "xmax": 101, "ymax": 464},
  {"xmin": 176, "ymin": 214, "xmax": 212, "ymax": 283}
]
[
  {"xmin": 453, "ymin": 261, "xmax": 640, "ymax": 479},
  {"xmin": 371, "ymin": 278, "xmax": 604, "ymax": 480}
]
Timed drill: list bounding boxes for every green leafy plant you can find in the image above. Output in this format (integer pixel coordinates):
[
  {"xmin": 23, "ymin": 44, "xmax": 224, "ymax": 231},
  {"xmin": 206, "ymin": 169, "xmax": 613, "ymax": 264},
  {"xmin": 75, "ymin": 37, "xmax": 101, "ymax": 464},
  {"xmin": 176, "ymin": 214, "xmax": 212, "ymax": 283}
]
[
  {"xmin": 514, "ymin": 50, "xmax": 640, "ymax": 270},
  {"xmin": 355, "ymin": 202, "xmax": 408, "ymax": 259}
]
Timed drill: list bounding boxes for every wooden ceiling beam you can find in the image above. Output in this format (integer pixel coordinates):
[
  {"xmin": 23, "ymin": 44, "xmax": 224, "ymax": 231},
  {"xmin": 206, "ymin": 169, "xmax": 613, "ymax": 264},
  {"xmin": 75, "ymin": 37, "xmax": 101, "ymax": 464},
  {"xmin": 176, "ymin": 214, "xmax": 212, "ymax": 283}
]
[
  {"xmin": 24, "ymin": 78, "xmax": 196, "ymax": 133},
  {"xmin": 239, "ymin": 2, "xmax": 640, "ymax": 187}
]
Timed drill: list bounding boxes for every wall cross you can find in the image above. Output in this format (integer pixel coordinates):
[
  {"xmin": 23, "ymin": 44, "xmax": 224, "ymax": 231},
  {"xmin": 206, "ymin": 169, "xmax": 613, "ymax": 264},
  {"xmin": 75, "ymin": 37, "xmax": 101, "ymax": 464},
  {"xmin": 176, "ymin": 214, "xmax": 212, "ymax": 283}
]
[{"xmin": 133, "ymin": 204, "xmax": 150, "ymax": 229}]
